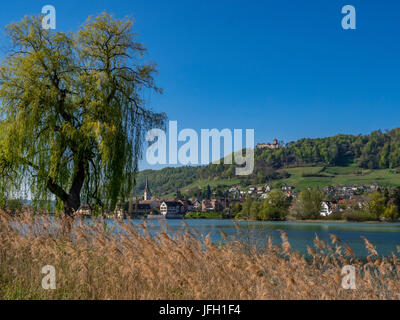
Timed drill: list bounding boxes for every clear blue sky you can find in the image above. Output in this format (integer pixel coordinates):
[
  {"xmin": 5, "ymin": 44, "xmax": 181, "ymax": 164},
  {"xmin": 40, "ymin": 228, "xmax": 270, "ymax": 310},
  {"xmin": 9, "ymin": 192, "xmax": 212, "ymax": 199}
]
[{"xmin": 0, "ymin": 1, "xmax": 399, "ymax": 170}]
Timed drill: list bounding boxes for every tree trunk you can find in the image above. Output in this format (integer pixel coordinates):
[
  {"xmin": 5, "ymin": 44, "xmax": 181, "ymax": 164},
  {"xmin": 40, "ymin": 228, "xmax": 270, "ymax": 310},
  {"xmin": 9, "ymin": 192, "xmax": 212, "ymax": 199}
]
[
  {"xmin": 59, "ymin": 158, "xmax": 86, "ymax": 236},
  {"xmin": 63, "ymin": 157, "xmax": 86, "ymax": 217},
  {"xmin": 63, "ymin": 193, "xmax": 81, "ymax": 216},
  {"xmin": 61, "ymin": 194, "xmax": 81, "ymax": 235}
]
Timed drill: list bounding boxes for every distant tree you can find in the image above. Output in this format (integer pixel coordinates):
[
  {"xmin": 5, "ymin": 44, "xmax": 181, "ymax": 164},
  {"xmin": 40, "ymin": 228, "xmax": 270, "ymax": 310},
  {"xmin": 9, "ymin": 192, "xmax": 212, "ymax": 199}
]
[
  {"xmin": 238, "ymin": 199, "xmax": 252, "ymax": 219},
  {"xmin": 292, "ymin": 189, "xmax": 323, "ymax": 220},
  {"xmin": 382, "ymin": 205, "xmax": 399, "ymax": 221},
  {"xmin": 384, "ymin": 187, "xmax": 390, "ymax": 205},
  {"xmin": 215, "ymin": 188, "xmax": 224, "ymax": 198},
  {"xmin": 366, "ymin": 191, "xmax": 387, "ymax": 220},
  {"xmin": 393, "ymin": 187, "xmax": 400, "ymax": 214},
  {"xmin": 259, "ymin": 190, "xmax": 290, "ymax": 221},
  {"xmin": 379, "ymin": 143, "xmax": 390, "ymax": 168},
  {"xmin": 230, "ymin": 202, "xmax": 242, "ymax": 216},
  {"xmin": 249, "ymin": 201, "xmax": 261, "ymax": 220},
  {"xmin": 0, "ymin": 13, "xmax": 166, "ymax": 217},
  {"xmin": 206, "ymin": 185, "xmax": 212, "ymax": 200},
  {"xmin": 176, "ymin": 188, "xmax": 184, "ymax": 200}
]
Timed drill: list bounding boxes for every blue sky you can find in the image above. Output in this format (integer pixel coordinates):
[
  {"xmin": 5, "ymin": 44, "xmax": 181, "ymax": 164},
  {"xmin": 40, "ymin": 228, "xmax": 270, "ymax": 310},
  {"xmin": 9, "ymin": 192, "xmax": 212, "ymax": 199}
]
[{"xmin": 0, "ymin": 1, "xmax": 399, "ymax": 170}]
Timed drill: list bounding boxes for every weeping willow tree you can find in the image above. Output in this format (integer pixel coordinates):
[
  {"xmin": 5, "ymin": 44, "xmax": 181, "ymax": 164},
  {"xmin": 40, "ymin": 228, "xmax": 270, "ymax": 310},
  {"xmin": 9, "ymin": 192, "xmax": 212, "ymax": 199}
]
[{"xmin": 0, "ymin": 13, "xmax": 166, "ymax": 216}]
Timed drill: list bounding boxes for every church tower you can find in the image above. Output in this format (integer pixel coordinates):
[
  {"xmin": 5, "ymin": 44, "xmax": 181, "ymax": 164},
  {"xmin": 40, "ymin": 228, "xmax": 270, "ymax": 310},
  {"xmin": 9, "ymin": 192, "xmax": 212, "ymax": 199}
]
[{"xmin": 144, "ymin": 179, "xmax": 152, "ymax": 200}]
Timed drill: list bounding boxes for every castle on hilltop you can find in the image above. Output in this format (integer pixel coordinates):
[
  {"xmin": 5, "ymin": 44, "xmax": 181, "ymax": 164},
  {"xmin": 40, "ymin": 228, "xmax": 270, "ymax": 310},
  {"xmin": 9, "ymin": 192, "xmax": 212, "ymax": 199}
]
[{"xmin": 256, "ymin": 138, "xmax": 281, "ymax": 150}]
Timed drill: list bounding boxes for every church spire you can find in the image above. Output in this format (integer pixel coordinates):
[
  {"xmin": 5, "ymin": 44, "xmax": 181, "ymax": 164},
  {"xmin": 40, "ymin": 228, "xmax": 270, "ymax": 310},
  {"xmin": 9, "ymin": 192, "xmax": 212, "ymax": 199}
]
[{"xmin": 144, "ymin": 178, "xmax": 151, "ymax": 200}]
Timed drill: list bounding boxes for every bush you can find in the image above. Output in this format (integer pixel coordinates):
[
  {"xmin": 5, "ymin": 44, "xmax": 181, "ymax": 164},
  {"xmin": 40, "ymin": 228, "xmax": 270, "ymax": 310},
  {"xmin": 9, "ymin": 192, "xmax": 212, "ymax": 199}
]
[
  {"xmin": 324, "ymin": 211, "xmax": 343, "ymax": 220},
  {"xmin": 185, "ymin": 211, "xmax": 222, "ymax": 219},
  {"xmin": 1, "ymin": 212, "xmax": 400, "ymax": 300},
  {"xmin": 291, "ymin": 189, "xmax": 322, "ymax": 220},
  {"xmin": 381, "ymin": 205, "xmax": 399, "ymax": 221},
  {"xmin": 343, "ymin": 209, "xmax": 377, "ymax": 222}
]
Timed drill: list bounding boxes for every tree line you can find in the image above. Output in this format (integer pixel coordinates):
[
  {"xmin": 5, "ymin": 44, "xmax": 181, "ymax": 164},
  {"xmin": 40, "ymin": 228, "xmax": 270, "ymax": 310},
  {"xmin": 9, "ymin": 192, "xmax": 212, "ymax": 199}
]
[
  {"xmin": 133, "ymin": 127, "xmax": 400, "ymax": 196},
  {"xmin": 230, "ymin": 187, "xmax": 400, "ymax": 222},
  {"xmin": 197, "ymin": 128, "xmax": 400, "ymax": 184}
]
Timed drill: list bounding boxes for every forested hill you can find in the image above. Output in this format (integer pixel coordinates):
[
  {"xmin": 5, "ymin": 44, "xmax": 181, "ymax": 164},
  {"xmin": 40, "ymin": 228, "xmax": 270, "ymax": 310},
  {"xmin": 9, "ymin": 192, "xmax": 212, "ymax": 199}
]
[
  {"xmin": 134, "ymin": 128, "xmax": 400, "ymax": 196},
  {"xmin": 273, "ymin": 128, "xmax": 400, "ymax": 169},
  {"xmin": 133, "ymin": 167, "xmax": 200, "ymax": 198}
]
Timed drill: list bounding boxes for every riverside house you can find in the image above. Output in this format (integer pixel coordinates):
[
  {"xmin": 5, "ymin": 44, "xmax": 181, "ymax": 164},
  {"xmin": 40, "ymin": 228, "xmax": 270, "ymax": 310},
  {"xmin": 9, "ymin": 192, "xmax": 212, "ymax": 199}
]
[
  {"xmin": 178, "ymin": 199, "xmax": 194, "ymax": 212},
  {"xmin": 124, "ymin": 202, "xmax": 152, "ymax": 217},
  {"xmin": 320, "ymin": 201, "xmax": 334, "ymax": 217},
  {"xmin": 160, "ymin": 201, "xmax": 186, "ymax": 218},
  {"xmin": 192, "ymin": 199, "xmax": 202, "ymax": 211},
  {"xmin": 201, "ymin": 199, "xmax": 225, "ymax": 212}
]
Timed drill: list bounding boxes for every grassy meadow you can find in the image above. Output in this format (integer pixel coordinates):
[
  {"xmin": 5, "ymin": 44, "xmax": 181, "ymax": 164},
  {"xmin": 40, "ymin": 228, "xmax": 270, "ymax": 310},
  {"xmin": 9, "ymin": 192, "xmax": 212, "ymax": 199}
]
[
  {"xmin": 164, "ymin": 178, "xmax": 241, "ymax": 198},
  {"xmin": 274, "ymin": 166, "xmax": 400, "ymax": 190},
  {"xmin": 1, "ymin": 212, "xmax": 400, "ymax": 300},
  {"xmin": 157, "ymin": 166, "xmax": 400, "ymax": 198}
]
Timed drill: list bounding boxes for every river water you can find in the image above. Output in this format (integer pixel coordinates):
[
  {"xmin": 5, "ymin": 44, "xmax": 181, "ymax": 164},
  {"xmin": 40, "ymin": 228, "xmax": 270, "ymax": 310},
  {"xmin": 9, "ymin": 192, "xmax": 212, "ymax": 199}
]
[{"xmin": 120, "ymin": 219, "xmax": 400, "ymax": 258}]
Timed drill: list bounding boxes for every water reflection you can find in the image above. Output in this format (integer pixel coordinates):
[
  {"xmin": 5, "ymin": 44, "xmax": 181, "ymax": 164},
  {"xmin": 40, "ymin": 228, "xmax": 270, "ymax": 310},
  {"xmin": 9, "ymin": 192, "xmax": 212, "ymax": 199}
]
[{"xmin": 114, "ymin": 219, "xmax": 400, "ymax": 258}]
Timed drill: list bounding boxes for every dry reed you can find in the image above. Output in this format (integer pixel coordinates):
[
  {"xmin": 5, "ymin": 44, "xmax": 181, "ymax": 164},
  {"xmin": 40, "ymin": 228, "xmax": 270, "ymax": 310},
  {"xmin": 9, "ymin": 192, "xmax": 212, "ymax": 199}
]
[{"xmin": 0, "ymin": 211, "xmax": 399, "ymax": 300}]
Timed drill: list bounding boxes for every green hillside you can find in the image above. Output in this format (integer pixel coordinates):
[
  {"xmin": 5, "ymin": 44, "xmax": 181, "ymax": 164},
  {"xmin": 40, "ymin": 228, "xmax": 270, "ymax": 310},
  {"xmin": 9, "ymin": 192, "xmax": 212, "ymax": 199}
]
[
  {"xmin": 134, "ymin": 127, "xmax": 400, "ymax": 197},
  {"xmin": 272, "ymin": 166, "xmax": 400, "ymax": 191},
  {"xmin": 134, "ymin": 165, "xmax": 400, "ymax": 197}
]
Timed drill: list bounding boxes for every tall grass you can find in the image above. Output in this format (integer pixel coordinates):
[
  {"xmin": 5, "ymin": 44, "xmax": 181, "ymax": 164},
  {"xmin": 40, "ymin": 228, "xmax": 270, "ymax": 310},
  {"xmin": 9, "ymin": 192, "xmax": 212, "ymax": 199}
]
[{"xmin": 0, "ymin": 211, "xmax": 399, "ymax": 300}]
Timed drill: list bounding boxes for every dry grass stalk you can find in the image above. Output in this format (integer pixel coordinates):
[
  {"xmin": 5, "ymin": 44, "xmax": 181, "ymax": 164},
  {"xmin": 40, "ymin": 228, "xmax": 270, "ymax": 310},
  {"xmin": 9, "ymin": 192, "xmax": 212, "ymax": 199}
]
[{"xmin": 0, "ymin": 211, "xmax": 399, "ymax": 300}]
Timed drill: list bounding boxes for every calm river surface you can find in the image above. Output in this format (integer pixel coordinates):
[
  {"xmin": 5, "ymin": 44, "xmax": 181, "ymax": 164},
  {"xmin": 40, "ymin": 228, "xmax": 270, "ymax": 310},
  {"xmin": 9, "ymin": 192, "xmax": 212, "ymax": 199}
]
[{"xmin": 118, "ymin": 219, "xmax": 400, "ymax": 258}]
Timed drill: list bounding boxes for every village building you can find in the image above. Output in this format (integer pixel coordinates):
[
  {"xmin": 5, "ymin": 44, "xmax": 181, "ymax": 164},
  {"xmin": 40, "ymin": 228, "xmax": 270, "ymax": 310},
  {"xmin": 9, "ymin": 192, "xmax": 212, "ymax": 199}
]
[
  {"xmin": 320, "ymin": 201, "xmax": 333, "ymax": 217},
  {"xmin": 123, "ymin": 179, "xmax": 160, "ymax": 217},
  {"xmin": 201, "ymin": 199, "xmax": 214, "ymax": 212},
  {"xmin": 201, "ymin": 198, "xmax": 224, "ymax": 212},
  {"xmin": 139, "ymin": 199, "xmax": 160, "ymax": 209},
  {"xmin": 178, "ymin": 199, "xmax": 194, "ymax": 212},
  {"xmin": 265, "ymin": 185, "xmax": 272, "ymax": 192},
  {"xmin": 211, "ymin": 199, "xmax": 224, "ymax": 212},
  {"xmin": 320, "ymin": 201, "xmax": 341, "ymax": 217},
  {"xmin": 229, "ymin": 187, "xmax": 239, "ymax": 194},
  {"xmin": 370, "ymin": 183, "xmax": 379, "ymax": 191},
  {"xmin": 191, "ymin": 199, "xmax": 202, "ymax": 211},
  {"xmin": 349, "ymin": 195, "xmax": 369, "ymax": 208},
  {"xmin": 123, "ymin": 200, "xmax": 152, "ymax": 217},
  {"xmin": 129, "ymin": 203, "xmax": 152, "ymax": 215},
  {"xmin": 160, "ymin": 201, "xmax": 186, "ymax": 217}
]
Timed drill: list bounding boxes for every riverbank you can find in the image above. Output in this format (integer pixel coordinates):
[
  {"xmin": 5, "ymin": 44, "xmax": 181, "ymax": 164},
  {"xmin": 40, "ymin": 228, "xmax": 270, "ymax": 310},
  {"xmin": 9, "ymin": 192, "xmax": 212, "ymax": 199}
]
[
  {"xmin": 271, "ymin": 219, "xmax": 399, "ymax": 223},
  {"xmin": 184, "ymin": 211, "xmax": 225, "ymax": 219},
  {"xmin": 184, "ymin": 215, "xmax": 399, "ymax": 224}
]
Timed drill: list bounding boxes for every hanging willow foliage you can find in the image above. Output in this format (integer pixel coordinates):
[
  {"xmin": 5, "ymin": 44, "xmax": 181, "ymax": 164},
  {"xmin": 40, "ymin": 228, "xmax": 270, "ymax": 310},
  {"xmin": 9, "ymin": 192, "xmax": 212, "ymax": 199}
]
[{"xmin": 0, "ymin": 12, "xmax": 166, "ymax": 215}]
